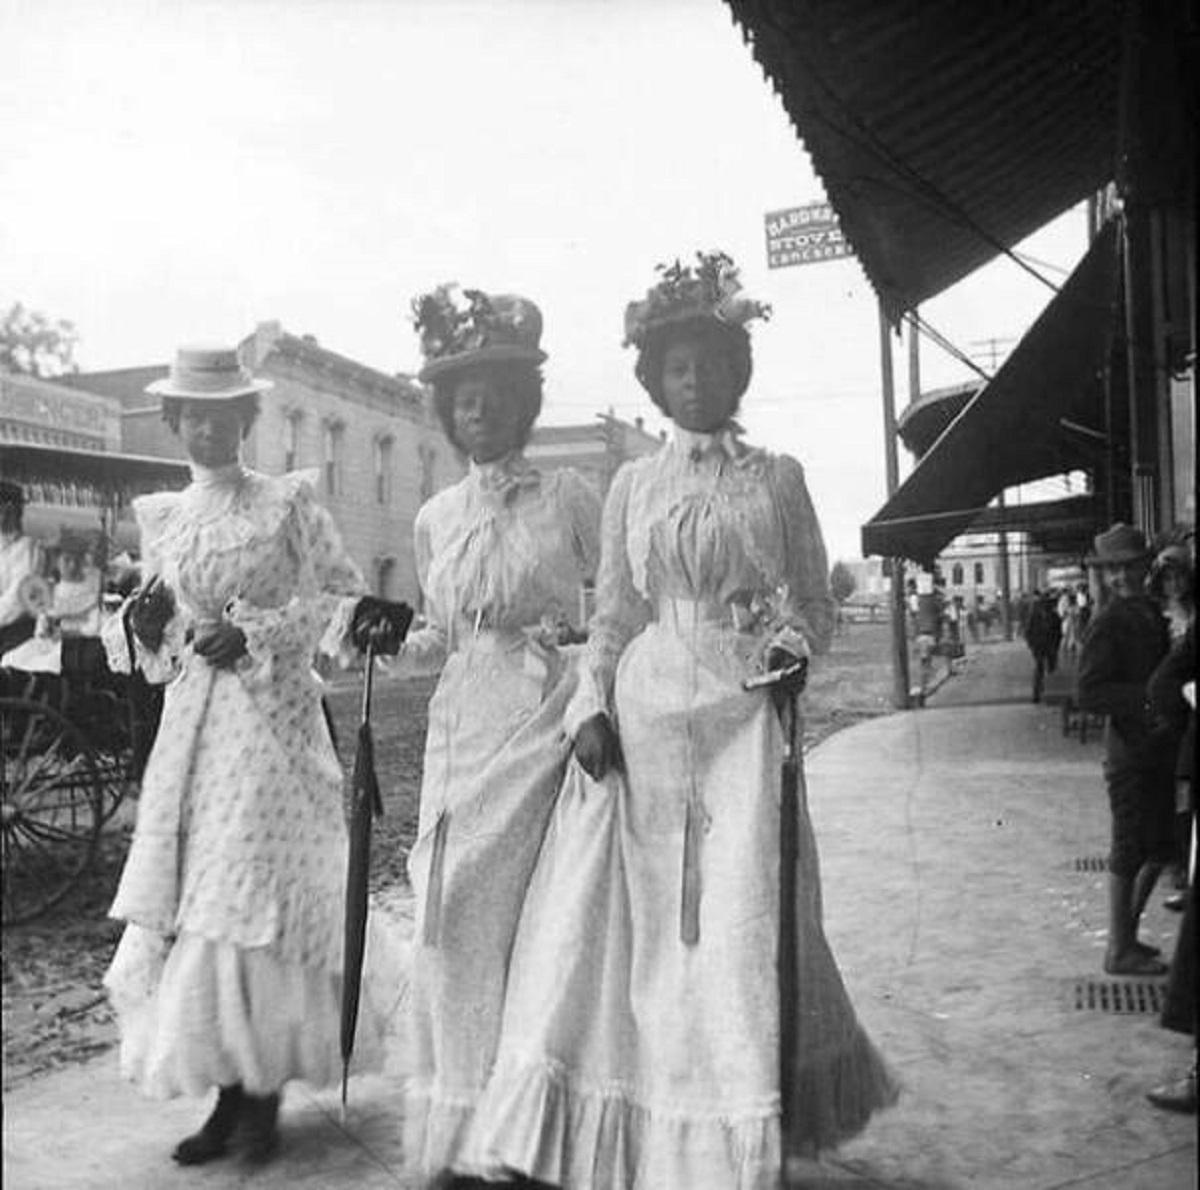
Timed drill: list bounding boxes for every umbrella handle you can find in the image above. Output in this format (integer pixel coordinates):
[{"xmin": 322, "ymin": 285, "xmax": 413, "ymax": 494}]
[{"xmin": 360, "ymin": 640, "xmax": 376, "ymax": 724}]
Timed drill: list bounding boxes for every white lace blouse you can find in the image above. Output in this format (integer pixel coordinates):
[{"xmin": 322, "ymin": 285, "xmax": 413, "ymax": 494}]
[
  {"xmin": 395, "ymin": 453, "xmax": 602, "ymax": 674},
  {"xmin": 567, "ymin": 426, "xmax": 834, "ymax": 729}
]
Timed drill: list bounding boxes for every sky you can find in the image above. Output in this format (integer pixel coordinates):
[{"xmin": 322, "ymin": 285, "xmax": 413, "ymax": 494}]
[{"xmin": 0, "ymin": 0, "xmax": 1089, "ymax": 561}]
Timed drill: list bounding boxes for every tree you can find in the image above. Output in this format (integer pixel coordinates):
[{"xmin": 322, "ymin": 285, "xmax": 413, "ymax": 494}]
[
  {"xmin": 830, "ymin": 560, "xmax": 857, "ymax": 605},
  {"xmin": 0, "ymin": 302, "xmax": 79, "ymax": 378}
]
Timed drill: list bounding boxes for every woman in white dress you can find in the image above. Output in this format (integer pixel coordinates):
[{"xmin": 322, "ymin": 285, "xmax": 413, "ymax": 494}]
[
  {"xmin": 399, "ymin": 288, "xmax": 602, "ymax": 1187},
  {"xmin": 101, "ymin": 345, "xmax": 405, "ymax": 1166},
  {"xmin": 468, "ymin": 254, "xmax": 898, "ymax": 1189}
]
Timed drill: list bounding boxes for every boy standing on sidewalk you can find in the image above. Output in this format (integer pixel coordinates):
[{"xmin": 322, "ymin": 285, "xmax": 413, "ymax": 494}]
[{"xmin": 1077, "ymin": 524, "xmax": 1174, "ymax": 976}]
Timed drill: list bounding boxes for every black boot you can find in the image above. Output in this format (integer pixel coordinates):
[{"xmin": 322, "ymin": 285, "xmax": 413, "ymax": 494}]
[
  {"xmin": 172, "ymin": 1084, "xmax": 244, "ymax": 1165},
  {"xmin": 241, "ymin": 1091, "xmax": 281, "ymax": 1163}
]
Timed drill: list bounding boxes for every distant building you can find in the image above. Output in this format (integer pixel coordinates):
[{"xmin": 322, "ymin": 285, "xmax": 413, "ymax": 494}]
[
  {"xmin": 61, "ymin": 322, "xmax": 465, "ymax": 599},
  {"xmin": 1, "ymin": 372, "xmax": 121, "ymax": 452},
  {"xmin": 527, "ymin": 411, "xmax": 664, "ymax": 498}
]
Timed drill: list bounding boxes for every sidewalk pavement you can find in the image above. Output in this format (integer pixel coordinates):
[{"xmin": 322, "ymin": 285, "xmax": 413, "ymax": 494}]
[{"xmin": 4, "ymin": 640, "xmax": 1196, "ymax": 1189}]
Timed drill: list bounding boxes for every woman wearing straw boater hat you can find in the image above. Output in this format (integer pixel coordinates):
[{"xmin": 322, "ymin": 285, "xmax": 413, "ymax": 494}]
[
  {"xmin": 99, "ymin": 345, "xmax": 406, "ymax": 1166},
  {"xmin": 463, "ymin": 253, "xmax": 897, "ymax": 1189},
  {"xmin": 1077, "ymin": 522, "xmax": 1175, "ymax": 976},
  {"xmin": 396, "ymin": 287, "xmax": 600, "ymax": 1187}
]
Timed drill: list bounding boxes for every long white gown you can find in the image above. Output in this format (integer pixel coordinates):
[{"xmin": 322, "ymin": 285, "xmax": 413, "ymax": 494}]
[
  {"xmin": 101, "ymin": 464, "xmax": 401, "ymax": 1099},
  {"xmin": 466, "ymin": 427, "xmax": 898, "ymax": 1189},
  {"xmin": 392, "ymin": 453, "xmax": 601, "ymax": 1178}
]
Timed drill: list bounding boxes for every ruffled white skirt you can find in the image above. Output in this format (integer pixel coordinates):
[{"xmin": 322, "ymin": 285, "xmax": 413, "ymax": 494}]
[{"xmin": 104, "ymin": 920, "xmax": 405, "ymax": 1099}]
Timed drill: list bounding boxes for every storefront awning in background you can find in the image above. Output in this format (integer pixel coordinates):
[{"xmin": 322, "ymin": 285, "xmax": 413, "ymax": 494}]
[
  {"xmin": 725, "ymin": 0, "xmax": 1121, "ymax": 320},
  {"xmin": 860, "ymin": 219, "xmax": 1120, "ymax": 565}
]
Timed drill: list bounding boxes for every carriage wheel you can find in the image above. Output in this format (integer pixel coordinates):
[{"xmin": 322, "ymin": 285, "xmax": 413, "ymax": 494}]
[{"xmin": 1, "ymin": 697, "xmax": 104, "ymax": 927}]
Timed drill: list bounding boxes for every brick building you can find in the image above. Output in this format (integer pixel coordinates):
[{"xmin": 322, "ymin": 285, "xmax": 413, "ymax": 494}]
[
  {"xmin": 62, "ymin": 322, "xmax": 464, "ymax": 599},
  {"xmin": 527, "ymin": 411, "xmax": 664, "ymax": 498}
]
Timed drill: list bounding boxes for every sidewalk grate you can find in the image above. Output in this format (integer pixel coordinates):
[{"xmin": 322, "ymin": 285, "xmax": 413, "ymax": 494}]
[
  {"xmin": 1073, "ymin": 856, "xmax": 1108, "ymax": 872},
  {"xmin": 1071, "ymin": 979, "xmax": 1166, "ymax": 1014}
]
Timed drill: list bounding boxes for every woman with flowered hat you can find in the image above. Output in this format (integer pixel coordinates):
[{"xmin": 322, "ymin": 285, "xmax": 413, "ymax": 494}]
[
  {"xmin": 98, "ymin": 345, "xmax": 408, "ymax": 1166},
  {"xmin": 397, "ymin": 287, "xmax": 601, "ymax": 1186},
  {"xmin": 465, "ymin": 253, "xmax": 897, "ymax": 1188}
]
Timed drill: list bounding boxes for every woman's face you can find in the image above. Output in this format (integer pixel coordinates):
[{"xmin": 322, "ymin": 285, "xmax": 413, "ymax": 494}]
[
  {"xmin": 452, "ymin": 371, "xmax": 524, "ymax": 463},
  {"xmin": 660, "ymin": 336, "xmax": 738, "ymax": 434},
  {"xmin": 178, "ymin": 400, "xmax": 243, "ymax": 468}
]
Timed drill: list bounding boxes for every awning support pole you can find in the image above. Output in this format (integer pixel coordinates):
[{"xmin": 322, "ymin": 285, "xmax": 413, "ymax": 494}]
[{"xmin": 879, "ymin": 300, "xmax": 910, "ymax": 709}]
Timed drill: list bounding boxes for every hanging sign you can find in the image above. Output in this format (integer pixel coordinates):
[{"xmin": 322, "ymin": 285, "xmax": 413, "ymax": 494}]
[{"xmin": 764, "ymin": 201, "xmax": 854, "ymax": 269}]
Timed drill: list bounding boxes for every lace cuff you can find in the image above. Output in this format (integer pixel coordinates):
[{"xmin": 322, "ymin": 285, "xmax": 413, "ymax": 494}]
[
  {"xmin": 100, "ymin": 601, "xmax": 183, "ymax": 685},
  {"xmin": 317, "ymin": 596, "xmax": 361, "ymax": 668}
]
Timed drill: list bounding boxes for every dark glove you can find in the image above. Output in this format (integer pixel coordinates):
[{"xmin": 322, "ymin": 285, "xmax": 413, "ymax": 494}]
[
  {"xmin": 351, "ymin": 596, "xmax": 414, "ymax": 656},
  {"xmin": 193, "ymin": 622, "xmax": 248, "ymax": 670},
  {"xmin": 573, "ymin": 713, "xmax": 623, "ymax": 781},
  {"xmin": 765, "ymin": 646, "xmax": 809, "ymax": 717},
  {"xmin": 127, "ymin": 577, "xmax": 175, "ymax": 653}
]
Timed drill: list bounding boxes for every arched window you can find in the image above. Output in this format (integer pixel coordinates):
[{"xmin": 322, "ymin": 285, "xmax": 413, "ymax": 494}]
[
  {"xmin": 418, "ymin": 441, "xmax": 436, "ymax": 503},
  {"xmin": 284, "ymin": 410, "xmax": 302, "ymax": 472},
  {"xmin": 374, "ymin": 435, "xmax": 394, "ymax": 505},
  {"xmin": 951, "ymin": 563, "xmax": 964, "ymax": 586},
  {"xmin": 323, "ymin": 420, "xmax": 344, "ymax": 497},
  {"xmin": 974, "ymin": 562, "xmax": 985, "ymax": 585}
]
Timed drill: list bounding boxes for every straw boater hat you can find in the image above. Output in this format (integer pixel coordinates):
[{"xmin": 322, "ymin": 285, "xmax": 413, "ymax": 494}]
[
  {"xmin": 622, "ymin": 249, "xmax": 771, "ymax": 350},
  {"xmin": 145, "ymin": 344, "xmax": 274, "ymax": 402},
  {"xmin": 411, "ymin": 285, "xmax": 547, "ymax": 383},
  {"xmin": 1085, "ymin": 522, "xmax": 1153, "ymax": 567}
]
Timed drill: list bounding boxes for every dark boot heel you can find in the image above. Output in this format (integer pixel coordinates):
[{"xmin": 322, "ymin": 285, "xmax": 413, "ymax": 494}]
[
  {"xmin": 241, "ymin": 1091, "xmax": 281, "ymax": 1164},
  {"xmin": 172, "ymin": 1084, "xmax": 244, "ymax": 1165}
]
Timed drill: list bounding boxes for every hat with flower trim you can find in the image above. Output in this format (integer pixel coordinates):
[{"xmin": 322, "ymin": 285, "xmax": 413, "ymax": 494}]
[
  {"xmin": 412, "ymin": 285, "xmax": 547, "ymax": 382},
  {"xmin": 623, "ymin": 250, "xmax": 771, "ymax": 350}
]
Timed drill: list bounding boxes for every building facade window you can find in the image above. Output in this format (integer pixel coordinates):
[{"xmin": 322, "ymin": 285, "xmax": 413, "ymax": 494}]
[
  {"xmin": 374, "ymin": 435, "xmax": 394, "ymax": 505},
  {"xmin": 974, "ymin": 562, "xmax": 985, "ymax": 585},
  {"xmin": 951, "ymin": 563, "xmax": 964, "ymax": 585},
  {"xmin": 418, "ymin": 441, "xmax": 437, "ymax": 503},
  {"xmin": 323, "ymin": 420, "xmax": 344, "ymax": 497},
  {"xmin": 284, "ymin": 411, "xmax": 302, "ymax": 472}
]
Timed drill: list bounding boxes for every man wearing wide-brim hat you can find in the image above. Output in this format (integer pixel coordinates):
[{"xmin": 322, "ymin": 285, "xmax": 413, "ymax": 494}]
[{"xmin": 1077, "ymin": 523, "xmax": 1175, "ymax": 975}]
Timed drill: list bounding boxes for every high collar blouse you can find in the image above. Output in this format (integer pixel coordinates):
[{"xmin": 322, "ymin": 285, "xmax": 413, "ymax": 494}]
[
  {"xmin": 400, "ymin": 452, "xmax": 602, "ymax": 671},
  {"xmin": 568, "ymin": 424, "xmax": 834, "ymax": 723}
]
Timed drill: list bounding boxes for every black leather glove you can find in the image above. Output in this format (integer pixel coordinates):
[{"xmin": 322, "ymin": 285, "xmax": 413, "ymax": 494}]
[
  {"xmin": 573, "ymin": 713, "xmax": 623, "ymax": 781},
  {"xmin": 765, "ymin": 646, "xmax": 809, "ymax": 717},
  {"xmin": 351, "ymin": 596, "xmax": 414, "ymax": 656},
  {"xmin": 127, "ymin": 577, "xmax": 176, "ymax": 653}
]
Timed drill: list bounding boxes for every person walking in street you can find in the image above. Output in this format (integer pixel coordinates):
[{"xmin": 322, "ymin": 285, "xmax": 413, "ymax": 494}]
[
  {"xmin": 397, "ymin": 287, "xmax": 601, "ymax": 1188},
  {"xmin": 99, "ymin": 345, "xmax": 404, "ymax": 1167},
  {"xmin": 464, "ymin": 252, "xmax": 897, "ymax": 1189},
  {"xmin": 1025, "ymin": 589, "xmax": 1063, "ymax": 703},
  {"xmin": 1076, "ymin": 523, "xmax": 1174, "ymax": 976}
]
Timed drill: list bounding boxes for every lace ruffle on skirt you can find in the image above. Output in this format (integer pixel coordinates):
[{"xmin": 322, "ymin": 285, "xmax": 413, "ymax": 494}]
[{"xmin": 104, "ymin": 922, "xmax": 405, "ymax": 1099}]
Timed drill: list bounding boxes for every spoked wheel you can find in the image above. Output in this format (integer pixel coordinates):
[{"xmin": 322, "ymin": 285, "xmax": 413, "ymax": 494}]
[{"xmin": 1, "ymin": 697, "xmax": 104, "ymax": 927}]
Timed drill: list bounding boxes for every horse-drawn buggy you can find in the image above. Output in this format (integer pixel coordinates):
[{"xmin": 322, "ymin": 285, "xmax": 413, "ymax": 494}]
[{"xmin": 1, "ymin": 441, "xmax": 188, "ymax": 926}]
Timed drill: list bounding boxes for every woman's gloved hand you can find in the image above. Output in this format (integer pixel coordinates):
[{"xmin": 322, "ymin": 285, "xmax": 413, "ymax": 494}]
[
  {"xmin": 763, "ymin": 632, "xmax": 810, "ymax": 717},
  {"xmin": 193, "ymin": 622, "xmax": 248, "ymax": 670},
  {"xmin": 350, "ymin": 596, "xmax": 414, "ymax": 656},
  {"xmin": 573, "ymin": 712, "xmax": 623, "ymax": 781},
  {"xmin": 127, "ymin": 577, "xmax": 176, "ymax": 653}
]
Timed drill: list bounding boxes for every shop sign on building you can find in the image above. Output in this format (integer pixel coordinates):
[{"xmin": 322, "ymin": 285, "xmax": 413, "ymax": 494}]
[{"xmin": 764, "ymin": 201, "xmax": 854, "ymax": 269}]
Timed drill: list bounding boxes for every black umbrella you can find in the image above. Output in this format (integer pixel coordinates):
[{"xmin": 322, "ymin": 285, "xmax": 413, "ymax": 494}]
[
  {"xmin": 340, "ymin": 641, "xmax": 384, "ymax": 1114},
  {"xmin": 745, "ymin": 656, "xmax": 809, "ymax": 1182}
]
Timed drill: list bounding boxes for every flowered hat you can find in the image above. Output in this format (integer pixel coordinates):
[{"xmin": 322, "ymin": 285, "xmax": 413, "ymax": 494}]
[
  {"xmin": 412, "ymin": 285, "xmax": 547, "ymax": 383},
  {"xmin": 1085, "ymin": 522, "xmax": 1153, "ymax": 567},
  {"xmin": 623, "ymin": 250, "xmax": 771, "ymax": 350},
  {"xmin": 145, "ymin": 344, "xmax": 273, "ymax": 401}
]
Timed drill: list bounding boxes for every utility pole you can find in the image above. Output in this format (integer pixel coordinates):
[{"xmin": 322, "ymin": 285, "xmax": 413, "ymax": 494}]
[{"xmin": 880, "ymin": 301, "xmax": 910, "ymax": 709}]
